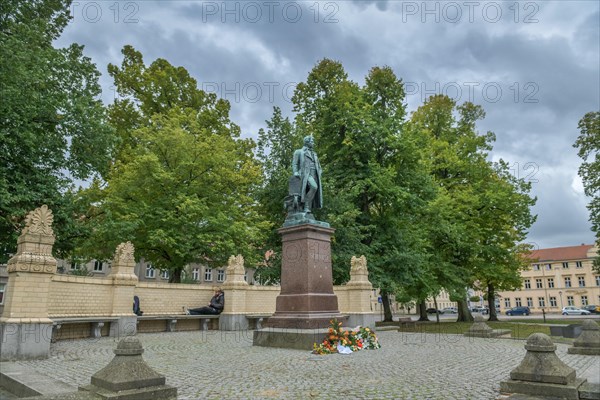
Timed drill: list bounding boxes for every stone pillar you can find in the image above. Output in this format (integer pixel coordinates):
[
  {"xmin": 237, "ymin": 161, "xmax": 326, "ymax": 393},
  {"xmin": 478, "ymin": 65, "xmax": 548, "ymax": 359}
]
[
  {"xmin": 0, "ymin": 205, "xmax": 57, "ymax": 360},
  {"xmin": 109, "ymin": 242, "xmax": 138, "ymax": 338},
  {"xmin": 266, "ymin": 224, "xmax": 343, "ymax": 329},
  {"xmin": 568, "ymin": 320, "xmax": 600, "ymax": 355},
  {"xmin": 500, "ymin": 333, "xmax": 586, "ymax": 399},
  {"xmin": 220, "ymin": 255, "xmax": 249, "ymax": 330},
  {"xmin": 344, "ymin": 255, "xmax": 375, "ymax": 328},
  {"xmin": 79, "ymin": 337, "xmax": 177, "ymax": 399}
]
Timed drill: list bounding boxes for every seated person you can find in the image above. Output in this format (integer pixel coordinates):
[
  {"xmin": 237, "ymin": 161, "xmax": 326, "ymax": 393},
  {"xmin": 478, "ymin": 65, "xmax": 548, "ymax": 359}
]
[{"xmin": 184, "ymin": 287, "xmax": 224, "ymax": 315}]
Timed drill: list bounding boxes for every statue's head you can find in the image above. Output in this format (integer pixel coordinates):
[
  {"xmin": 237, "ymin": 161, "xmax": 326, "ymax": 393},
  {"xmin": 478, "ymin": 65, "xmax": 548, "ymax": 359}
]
[{"xmin": 303, "ymin": 135, "xmax": 314, "ymax": 148}]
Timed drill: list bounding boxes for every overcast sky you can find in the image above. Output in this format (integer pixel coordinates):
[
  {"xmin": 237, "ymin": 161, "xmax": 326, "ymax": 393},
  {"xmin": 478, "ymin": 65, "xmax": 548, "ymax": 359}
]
[{"xmin": 56, "ymin": 0, "xmax": 599, "ymax": 250}]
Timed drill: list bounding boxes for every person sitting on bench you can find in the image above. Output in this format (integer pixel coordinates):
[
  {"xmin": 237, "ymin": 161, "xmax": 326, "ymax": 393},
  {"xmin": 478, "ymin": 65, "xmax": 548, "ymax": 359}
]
[{"xmin": 184, "ymin": 287, "xmax": 224, "ymax": 315}]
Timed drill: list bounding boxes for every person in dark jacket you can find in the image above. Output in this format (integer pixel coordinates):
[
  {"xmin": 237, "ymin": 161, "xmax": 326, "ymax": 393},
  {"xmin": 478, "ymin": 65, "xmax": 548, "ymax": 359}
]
[{"xmin": 185, "ymin": 288, "xmax": 224, "ymax": 315}]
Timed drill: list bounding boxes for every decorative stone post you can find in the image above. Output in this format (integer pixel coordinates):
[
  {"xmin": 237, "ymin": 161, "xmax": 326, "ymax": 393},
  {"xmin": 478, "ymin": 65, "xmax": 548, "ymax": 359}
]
[
  {"xmin": 568, "ymin": 319, "xmax": 600, "ymax": 355},
  {"xmin": 464, "ymin": 315, "xmax": 511, "ymax": 338},
  {"xmin": 0, "ymin": 205, "xmax": 57, "ymax": 360},
  {"xmin": 79, "ymin": 337, "xmax": 177, "ymax": 399},
  {"xmin": 344, "ymin": 256, "xmax": 375, "ymax": 328},
  {"xmin": 109, "ymin": 242, "xmax": 138, "ymax": 337},
  {"xmin": 500, "ymin": 333, "xmax": 586, "ymax": 399},
  {"xmin": 220, "ymin": 255, "xmax": 249, "ymax": 330}
]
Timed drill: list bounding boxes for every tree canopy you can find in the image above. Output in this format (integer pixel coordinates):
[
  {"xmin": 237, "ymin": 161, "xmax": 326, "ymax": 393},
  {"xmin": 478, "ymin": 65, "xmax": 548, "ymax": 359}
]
[{"xmin": 0, "ymin": 0, "xmax": 114, "ymax": 262}]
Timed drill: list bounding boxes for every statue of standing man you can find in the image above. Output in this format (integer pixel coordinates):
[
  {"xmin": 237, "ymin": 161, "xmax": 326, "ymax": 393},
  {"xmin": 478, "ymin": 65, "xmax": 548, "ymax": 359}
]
[{"xmin": 292, "ymin": 135, "xmax": 323, "ymax": 213}]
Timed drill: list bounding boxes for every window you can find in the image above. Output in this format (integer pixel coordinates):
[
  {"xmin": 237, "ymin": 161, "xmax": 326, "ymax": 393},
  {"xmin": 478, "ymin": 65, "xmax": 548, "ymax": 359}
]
[
  {"xmin": 575, "ymin": 261, "xmax": 583, "ymax": 269},
  {"xmin": 192, "ymin": 268, "xmax": 200, "ymax": 281},
  {"xmin": 515, "ymin": 297, "xmax": 522, "ymax": 307},
  {"xmin": 538, "ymin": 297, "xmax": 545, "ymax": 307},
  {"xmin": 160, "ymin": 270, "xmax": 169, "ymax": 280},
  {"xmin": 546, "ymin": 263, "xmax": 552, "ymax": 270},
  {"xmin": 567, "ymin": 296, "xmax": 574, "ymax": 306},
  {"xmin": 581, "ymin": 296, "xmax": 588, "ymax": 306},
  {"xmin": 93, "ymin": 260, "xmax": 104, "ymax": 272},
  {"xmin": 578, "ymin": 276, "xmax": 586, "ymax": 287},
  {"xmin": 70, "ymin": 261, "xmax": 80, "ymax": 270},
  {"xmin": 526, "ymin": 297, "xmax": 533, "ymax": 307},
  {"xmin": 549, "ymin": 297, "xmax": 557, "ymax": 307},
  {"xmin": 596, "ymin": 276, "xmax": 600, "ymax": 286},
  {"xmin": 533, "ymin": 264, "xmax": 540, "ymax": 271},
  {"xmin": 145, "ymin": 264, "xmax": 155, "ymax": 278},
  {"xmin": 547, "ymin": 278, "xmax": 554, "ymax": 288},
  {"xmin": 535, "ymin": 278, "xmax": 543, "ymax": 289},
  {"xmin": 0, "ymin": 283, "xmax": 5, "ymax": 304},
  {"xmin": 524, "ymin": 279, "xmax": 531, "ymax": 289},
  {"xmin": 204, "ymin": 268, "xmax": 213, "ymax": 281},
  {"xmin": 564, "ymin": 277, "xmax": 571, "ymax": 288},
  {"xmin": 217, "ymin": 269, "xmax": 225, "ymax": 282},
  {"xmin": 562, "ymin": 262, "xmax": 569, "ymax": 269}
]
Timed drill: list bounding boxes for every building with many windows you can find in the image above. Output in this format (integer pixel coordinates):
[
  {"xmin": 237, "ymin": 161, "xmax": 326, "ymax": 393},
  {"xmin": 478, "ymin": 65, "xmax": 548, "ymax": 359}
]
[{"xmin": 497, "ymin": 244, "xmax": 599, "ymax": 313}]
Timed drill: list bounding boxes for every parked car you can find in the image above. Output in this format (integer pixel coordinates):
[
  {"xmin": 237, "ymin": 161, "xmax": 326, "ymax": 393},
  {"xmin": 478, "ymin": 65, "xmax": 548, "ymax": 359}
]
[
  {"xmin": 426, "ymin": 308, "xmax": 442, "ymax": 314},
  {"xmin": 472, "ymin": 307, "xmax": 489, "ymax": 315},
  {"xmin": 505, "ymin": 306, "xmax": 530, "ymax": 316},
  {"xmin": 583, "ymin": 305, "xmax": 600, "ymax": 314},
  {"xmin": 441, "ymin": 307, "xmax": 458, "ymax": 314},
  {"xmin": 562, "ymin": 306, "xmax": 591, "ymax": 316}
]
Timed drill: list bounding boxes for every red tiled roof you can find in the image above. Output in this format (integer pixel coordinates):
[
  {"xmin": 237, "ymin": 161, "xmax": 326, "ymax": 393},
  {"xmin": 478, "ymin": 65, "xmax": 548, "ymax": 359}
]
[{"xmin": 527, "ymin": 244, "xmax": 594, "ymax": 262}]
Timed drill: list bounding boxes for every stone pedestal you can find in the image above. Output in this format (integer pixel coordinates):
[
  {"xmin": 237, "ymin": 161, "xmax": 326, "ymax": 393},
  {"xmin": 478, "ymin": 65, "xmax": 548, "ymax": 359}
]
[
  {"xmin": 109, "ymin": 242, "xmax": 139, "ymax": 338},
  {"xmin": 1, "ymin": 205, "xmax": 56, "ymax": 361},
  {"xmin": 568, "ymin": 320, "xmax": 600, "ymax": 356},
  {"xmin": 79, "ymin": 337, "xmax": 177, "ymax": 399},
  {"xmin": 500, "ymin": 333, "xmax": 587, "ymax": 399},
  {"xmin": 265, "ymin": 224, "xmax": 343, "ymax": 329},
  {"xmin": 464, "ymin": 316, "xmax": 511, "ymax": 338}
]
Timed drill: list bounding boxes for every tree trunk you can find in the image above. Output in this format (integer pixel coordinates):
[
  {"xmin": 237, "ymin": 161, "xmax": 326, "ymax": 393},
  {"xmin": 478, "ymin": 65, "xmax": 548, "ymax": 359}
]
[
  {"xmin": 433, "ymin": 297, "xmax": 440, "ymax": 323},
  {"xmin": 169, "ymin": 268, "xmax": 182, "ymax": 283},
  {"xmin": 381, "ymin": 292, "xmax": 394, "ymax": 322},
  {"xmin": 418, "ymin": 300, "xmax": 430, "ymax": 321},
  {"xmin": 487, "ymin": 282, "xmax": 499, "ymax": 321},
  {"xmin": 456, "ymin": 298, "xmax": 473, "ymax": 322}
]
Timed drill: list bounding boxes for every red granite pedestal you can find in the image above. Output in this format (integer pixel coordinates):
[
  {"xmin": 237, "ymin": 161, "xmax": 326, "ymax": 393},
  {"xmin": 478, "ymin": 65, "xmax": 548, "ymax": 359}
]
[{"xmin": 254, "ymin": 223, "xmax": 345, "ymax": 349}]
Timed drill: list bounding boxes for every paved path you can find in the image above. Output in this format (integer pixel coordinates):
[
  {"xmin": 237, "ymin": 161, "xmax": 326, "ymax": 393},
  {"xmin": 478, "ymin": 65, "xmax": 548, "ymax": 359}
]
[{"xmin": 2, "ymin": 330, "xmax": 599, "ymax": 400}]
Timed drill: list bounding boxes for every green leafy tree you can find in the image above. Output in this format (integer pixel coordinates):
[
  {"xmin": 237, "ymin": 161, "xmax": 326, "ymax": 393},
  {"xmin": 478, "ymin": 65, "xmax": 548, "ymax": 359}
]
[
  {"xmin": 0, "ymin": 0, "xmax": 114, "ymax": 261},
  {"xmin": 573, "ymin": 111, "xmax": 600, "ymax": 271},
  {"xmin": 79, "ymin": 47, "xmax": 269, "ymax": 281},
  {"xmin": 292, "ymin": 61, "xmax": 435, "ymax": 321}
]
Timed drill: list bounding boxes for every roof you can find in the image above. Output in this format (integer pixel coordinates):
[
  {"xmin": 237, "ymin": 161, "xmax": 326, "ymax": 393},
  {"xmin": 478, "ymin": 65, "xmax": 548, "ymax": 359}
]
[{"xmin": 527, "ymin": 244, "xmax": 595, "ymax": 262}]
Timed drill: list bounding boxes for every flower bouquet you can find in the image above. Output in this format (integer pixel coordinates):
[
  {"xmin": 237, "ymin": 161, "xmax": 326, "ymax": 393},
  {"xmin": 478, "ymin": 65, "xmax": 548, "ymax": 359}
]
[{"xmin": 312, "ymin": 319, "xmax": 381, "ymax": 355}]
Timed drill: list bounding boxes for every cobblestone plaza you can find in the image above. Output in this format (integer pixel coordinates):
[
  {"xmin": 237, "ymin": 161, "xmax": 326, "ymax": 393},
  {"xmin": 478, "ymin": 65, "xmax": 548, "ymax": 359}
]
[{"xmin": 2, "ymin": 330, "xmax": 598, "ymax": 400}]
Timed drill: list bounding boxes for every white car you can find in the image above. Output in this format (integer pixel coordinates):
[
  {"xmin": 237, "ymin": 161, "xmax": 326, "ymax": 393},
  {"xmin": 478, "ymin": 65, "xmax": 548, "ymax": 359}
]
[{"xmin": 562, "ymin": 306, "xmax": 591, "ymax": 316}]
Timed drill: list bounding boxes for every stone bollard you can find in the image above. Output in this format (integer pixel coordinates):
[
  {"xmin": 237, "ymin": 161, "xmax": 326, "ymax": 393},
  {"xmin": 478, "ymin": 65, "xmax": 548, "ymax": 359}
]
[
  {"xmin": 568, "ymin": 319, "xmax": 600, "ymax": 356},
  {"xmin": 464, "ymin": 316, "xmax": 510, "ymax": 338},
  {"xmin": 79, "ymin": 337, "xmax": 177, "ymax": 399},
  {"xmin": 500, "ymin": 333, "xmax": 586, "ymax": 399}
]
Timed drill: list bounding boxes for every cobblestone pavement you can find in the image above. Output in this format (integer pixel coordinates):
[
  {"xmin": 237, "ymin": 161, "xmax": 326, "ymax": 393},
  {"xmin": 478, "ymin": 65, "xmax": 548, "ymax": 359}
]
[{"xmin": 5, "ymin": 330, "xmax": 599, "ymax": 400}]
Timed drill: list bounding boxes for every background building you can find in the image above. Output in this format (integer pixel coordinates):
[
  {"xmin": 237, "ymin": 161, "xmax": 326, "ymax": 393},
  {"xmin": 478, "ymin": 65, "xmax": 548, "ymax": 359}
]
[{"xmin": 497, "ymin": 244, "xmax": 599, "ymax": 313}]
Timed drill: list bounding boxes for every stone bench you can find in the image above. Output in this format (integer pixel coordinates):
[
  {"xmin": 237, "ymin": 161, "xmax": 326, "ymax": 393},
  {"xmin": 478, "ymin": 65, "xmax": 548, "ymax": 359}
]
[
  {"xmin": 244, "ymin": 314, "xmax": 271, "ymax": 330},
  {"xmin": 397, "ymin": 317, "xmax": 416, "ymax": 329},
  {"xmin": 137, "ymin": 314, "xmax": 220, "ymax": 332},
  {"xmin": 51, "ymin": 317, "xmax": 120, "ymax": 341}
]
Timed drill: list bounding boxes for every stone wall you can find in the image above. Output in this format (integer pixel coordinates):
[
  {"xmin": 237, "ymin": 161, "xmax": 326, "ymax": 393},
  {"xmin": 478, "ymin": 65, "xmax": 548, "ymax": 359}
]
[
  {"xmin": 49, "ymin": 275, "xmax": 114, "ymax": 317},
  {"xmin": 39, "ymin": 278, "xmax": 369, "ymax": 317}
]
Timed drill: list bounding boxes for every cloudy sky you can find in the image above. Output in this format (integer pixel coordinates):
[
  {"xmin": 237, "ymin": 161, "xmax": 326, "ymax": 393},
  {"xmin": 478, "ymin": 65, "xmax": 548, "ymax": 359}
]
[{"xmin": 56, "ymin": 0, "xmax": 599, "ymax": 250}]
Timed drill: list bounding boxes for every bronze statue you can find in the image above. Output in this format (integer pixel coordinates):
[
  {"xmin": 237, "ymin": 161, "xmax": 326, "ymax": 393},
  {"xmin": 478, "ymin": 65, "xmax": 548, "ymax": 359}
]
[{"xmin": 283, "ymin": 136, "xmax": 329, "ymax": 227}]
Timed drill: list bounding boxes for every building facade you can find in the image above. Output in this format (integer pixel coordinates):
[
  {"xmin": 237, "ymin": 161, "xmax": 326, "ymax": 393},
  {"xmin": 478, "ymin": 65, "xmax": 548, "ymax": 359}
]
[
  {"xmin": 497, "ymin": 244, "xmax": 599, "ymax": 313},
  {"xmin": 56, "ymin": 258, "xmax": 256, "ymax": 285}
]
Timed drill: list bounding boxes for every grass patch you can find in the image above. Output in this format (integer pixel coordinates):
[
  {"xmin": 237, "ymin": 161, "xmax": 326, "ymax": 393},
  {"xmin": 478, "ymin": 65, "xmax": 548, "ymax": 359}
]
[{"xmin": 395, "ymin": 321, "xmax": 553, "ymax": 339}]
